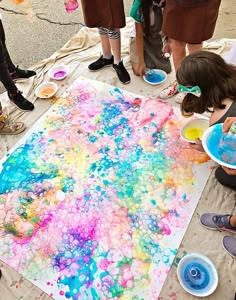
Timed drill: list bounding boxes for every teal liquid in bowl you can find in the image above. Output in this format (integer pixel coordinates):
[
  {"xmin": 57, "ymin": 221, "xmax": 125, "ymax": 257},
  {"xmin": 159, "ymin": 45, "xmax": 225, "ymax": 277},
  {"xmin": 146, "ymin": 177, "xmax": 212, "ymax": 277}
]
[
  {"xmin": 207, "ymin": 124, "xmax": 236, "ymax": 166},
  {"xmin": 145, "ymin": 71, "xmax": 165, "ymax": 84}
]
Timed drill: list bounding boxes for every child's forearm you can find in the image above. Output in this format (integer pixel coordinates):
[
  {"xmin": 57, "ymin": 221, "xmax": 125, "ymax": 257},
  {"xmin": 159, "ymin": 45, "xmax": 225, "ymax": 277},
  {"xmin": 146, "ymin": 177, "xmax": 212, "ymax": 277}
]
[{"xmin": 135, "ymin": 23, "xmax": 145, "ymax": 65}]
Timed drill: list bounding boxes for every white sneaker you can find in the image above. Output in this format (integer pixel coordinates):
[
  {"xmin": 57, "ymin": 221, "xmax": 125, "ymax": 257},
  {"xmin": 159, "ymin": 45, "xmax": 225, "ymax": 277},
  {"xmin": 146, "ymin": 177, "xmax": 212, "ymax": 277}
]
[
  {"xmin": 175, "ymin": 92, "xmax": 185, "ymax": 104},
  {"xmin": 159, "ymin": 80, "xmax": 178, "ymax": 100}
]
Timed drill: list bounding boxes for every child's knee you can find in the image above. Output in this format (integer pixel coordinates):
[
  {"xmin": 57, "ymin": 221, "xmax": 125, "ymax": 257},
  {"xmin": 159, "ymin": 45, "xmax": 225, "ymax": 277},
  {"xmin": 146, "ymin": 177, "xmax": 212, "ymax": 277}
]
[{"xmin": 131, "ymin": 64, "xmax": 140, "ymax": 76}]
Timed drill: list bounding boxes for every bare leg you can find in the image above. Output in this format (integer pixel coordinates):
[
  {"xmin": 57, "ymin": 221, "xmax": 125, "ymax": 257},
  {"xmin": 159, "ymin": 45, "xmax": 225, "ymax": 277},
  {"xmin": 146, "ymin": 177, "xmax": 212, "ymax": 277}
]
[
  {"xmin": 230, "ymin": 215, "xmax": 236, "ymax": 227},
  {"xmin": 100, "ymin": 34, "xmax": 112, "ymax": 58},
  {"xmin": 187, "ymin": 43, "xmax": 203, "ymax": 54},
  {"xmin": 171, "ymin": 39, "xmax": 187, "ymax": 71},
  {"xmin": 109, "ymin": 37, "xmax": 121, "ymax": 65},
  {"xmin": 131, "ymin": 63, "xmax": 140, "ymax": 76}
]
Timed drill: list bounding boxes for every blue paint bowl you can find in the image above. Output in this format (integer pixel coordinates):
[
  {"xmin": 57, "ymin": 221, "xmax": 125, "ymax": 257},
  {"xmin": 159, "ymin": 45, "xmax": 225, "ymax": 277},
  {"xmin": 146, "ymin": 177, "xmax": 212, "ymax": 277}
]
[
  {"xmin": 143, "ymin": 69, "xmax": 167, "ymax": 85},
  {"xmin": 177, "ymin": 253, "xmax": 218, "ymax": 297},
  {"xmin": 202, "ymin": 123, "xmax": 236, "ymax": 169}
]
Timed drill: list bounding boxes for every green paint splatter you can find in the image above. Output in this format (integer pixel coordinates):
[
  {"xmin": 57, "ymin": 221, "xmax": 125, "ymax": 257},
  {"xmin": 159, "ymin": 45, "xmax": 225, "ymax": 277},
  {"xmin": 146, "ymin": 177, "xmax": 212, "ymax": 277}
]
[{"xmin": 4, "ymin": 223, "xmax": 21, "ymax": 237}]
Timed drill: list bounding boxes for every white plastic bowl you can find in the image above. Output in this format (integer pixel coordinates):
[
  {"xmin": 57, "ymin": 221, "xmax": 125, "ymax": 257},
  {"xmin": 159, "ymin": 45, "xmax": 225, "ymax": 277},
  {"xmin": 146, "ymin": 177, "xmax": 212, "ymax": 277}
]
[
  {"xmin": 202, "ymin": 123, "xmax": 236, "ymax": 169},
  {"xmin": 48, "ymin": 64, "xmax": 69, "ymax": 80},
  {"xmin": 180, "ymin": 118, "xmax": 209, "ymax": 143},
  {"xmin": 35, "ymin": 82, "xmax": 58, "ymax": 99},
  {"xmin": 177, "ymin": 253, "xmax": 218, "ymax": 297},
  {"xmin": 143, "ymin": 69, "xmax": 167, "ymax": 85}
]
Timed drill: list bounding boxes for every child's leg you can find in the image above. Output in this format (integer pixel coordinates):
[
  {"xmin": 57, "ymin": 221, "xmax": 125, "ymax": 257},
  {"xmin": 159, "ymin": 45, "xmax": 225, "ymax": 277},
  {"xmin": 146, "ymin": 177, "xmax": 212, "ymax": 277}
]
[
  {"xmin": 130, "ymin": 37, "xmax": 141, "ymax": 76},
  {"xmin": 187, "ymin": 43, "xmax": 203, "ymax": 54},
  {"xmin": 107, "ymin": 29, "xmax": 121, "ymax": 65},
  {"xmin": 108, "ymin": 29, "xmax": 130, "ymax": 84},
  {"xmin": 0, "ymin": 20, "xmax": 36, "ymax": 79},
  {"xmin": 88, "ymin": 28, "xmax": 114, "ymax": 71},
  {"xmin": 159, "ymin": 39, "xmax": 186, "ymax": 100},
  {"xmin": 98, "ymin": 28, "xmax": 112, "ymax": 59},
  {"xmin": 230, "ymin": 215, "xmax": 236, "ymax": 227},
  {"xmin": 215, "ymin": 166, "xmax": 236, "ymax": 191},
  {"xmin": 0, "ymin": 20, "xmax": 16, "ymax": 73},
  {"xmin": 131, "ymin": 63, "xmax": 141, "ymax": 76},
  {"xmin": 171, "ymin": 39, "xmax": 187, "ymax": 71},
  {"xmin": 0, "ymin": 39, "xmax": 18, "ymax": 94}
]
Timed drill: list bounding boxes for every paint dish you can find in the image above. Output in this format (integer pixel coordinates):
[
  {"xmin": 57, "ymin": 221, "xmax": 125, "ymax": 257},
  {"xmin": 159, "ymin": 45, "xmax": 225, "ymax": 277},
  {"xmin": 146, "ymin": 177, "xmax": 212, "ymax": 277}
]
[
  {"xmin": 177, "ymin": 253, "xmax": 218, "ymax": 297},
  {"xmin": 35, "ymin": 82, "xmax": 58, "ymax": 99},
  {"xmin": 180, "ymin": 118, "xmax": 209, "ymax": 143},
  {"xmin": 202, "ymin": 123, "xmax": 236, "ymax": 169},
  {"xmin": 48, "ymin": 65, "xmax": 69, "ymax": 80},
  {"xmin": 143, "ymin": 69, "xmax": 167, "ymax": 85}
]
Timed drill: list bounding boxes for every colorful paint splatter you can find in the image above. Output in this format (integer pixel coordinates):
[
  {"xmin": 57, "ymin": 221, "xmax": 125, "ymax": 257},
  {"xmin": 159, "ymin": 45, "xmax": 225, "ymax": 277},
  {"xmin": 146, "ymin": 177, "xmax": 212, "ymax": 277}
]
[{"xmin": 0, "ymin": 77, "xmax": 212, "ymax": 299}]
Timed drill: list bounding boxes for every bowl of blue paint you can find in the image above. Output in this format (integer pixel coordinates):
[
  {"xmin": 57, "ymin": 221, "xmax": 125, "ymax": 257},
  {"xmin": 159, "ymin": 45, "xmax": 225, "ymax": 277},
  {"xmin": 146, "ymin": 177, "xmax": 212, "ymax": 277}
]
[
  {"xmin": 48, "ymin": 64, "xmax": 69, "ymax": 80},
  {"xmin": 202, "ymin": 123, "xmax": 236, "ymax": 169},
  {"xmin": 177, "ymin": 253, "xmax": 218, "ymax": 297},
  {"xmin": 143, "ymin": 69, "xmax": 167, "ymax": 85}
]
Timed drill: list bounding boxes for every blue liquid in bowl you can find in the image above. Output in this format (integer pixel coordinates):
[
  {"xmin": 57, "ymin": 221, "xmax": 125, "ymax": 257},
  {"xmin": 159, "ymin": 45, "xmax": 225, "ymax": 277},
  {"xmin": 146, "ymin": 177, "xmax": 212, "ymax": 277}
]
[
  {"xmin": 145, "ymin": 70, "xmax": 165, "ymax": 84},
  {"xmin": 207, "ymin": 124, "xmax": 236, "ymax": 166},
  {"xmin": 181, "ymin": 262, "xmax": 210, "ymax": 291}
]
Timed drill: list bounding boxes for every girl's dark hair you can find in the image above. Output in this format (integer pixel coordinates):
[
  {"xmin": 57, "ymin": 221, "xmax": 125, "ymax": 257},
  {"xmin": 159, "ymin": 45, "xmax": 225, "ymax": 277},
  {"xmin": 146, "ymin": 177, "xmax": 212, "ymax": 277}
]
[
  {"xmin": 176, "ymin": 51, "xmax": 236, "ymax": 114},
  {"xmin": 141, "ymin": 0, "xmax": 153, "ymax": 39}
]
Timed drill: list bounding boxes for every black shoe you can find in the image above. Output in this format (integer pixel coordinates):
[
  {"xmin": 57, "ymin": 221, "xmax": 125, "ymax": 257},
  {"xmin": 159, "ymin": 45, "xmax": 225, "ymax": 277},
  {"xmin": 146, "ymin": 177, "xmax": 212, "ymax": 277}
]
[
  {"xmin": 8, "ymin": 91, "xmax": 34, "ymax": 111},
  {"xmin": 11, "ymin": 66, "xmax": 36, "ymax": 80},
  {"xmin": 112, "ymin": 61, "xmax": 130, "ymax": 84},
  {"xmin": 88, "ymin": 55, "xmax": 114, "ymax": 71}
]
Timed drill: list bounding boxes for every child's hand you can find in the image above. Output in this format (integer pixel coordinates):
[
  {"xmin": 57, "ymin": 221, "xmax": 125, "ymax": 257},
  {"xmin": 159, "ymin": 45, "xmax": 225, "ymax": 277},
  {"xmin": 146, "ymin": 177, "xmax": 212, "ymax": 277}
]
[
  {"xmin": 223, "ymin": 117, "xmax": 236, "ymax": 133},
  {"xmin": 139, "ymin": 62, "xmax": 146, "ymax": 77},
  {"xmin": 162, "ymin": 41, "xmax": 172, "ymax": 58},
  {"xmin": 189, "ymin": 138, "xmax": 205, "ymax": 152}
]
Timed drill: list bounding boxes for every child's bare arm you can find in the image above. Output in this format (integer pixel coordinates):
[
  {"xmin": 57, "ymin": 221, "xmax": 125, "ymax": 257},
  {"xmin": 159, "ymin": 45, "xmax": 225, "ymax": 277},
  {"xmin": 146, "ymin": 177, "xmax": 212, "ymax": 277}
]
[{"xmin": 135, "ymin": 22, "xmax": 146, "ymax": 77}]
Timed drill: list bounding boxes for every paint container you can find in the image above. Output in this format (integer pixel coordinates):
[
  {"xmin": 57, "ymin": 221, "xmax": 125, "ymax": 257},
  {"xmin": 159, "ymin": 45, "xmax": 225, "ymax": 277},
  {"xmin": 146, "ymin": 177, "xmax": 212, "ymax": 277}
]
[
  {"xmin": 177, "ymin": 253, "xmax": 218, "ymax": 297},
  {"xmin": 48, "ymin": 65, "xmax": 69, "ymax": 81},
  {"xmin": 180, "ymin": 118, "xmax": 209, "ymax": 143},
  {"xmin": 64, "ymin": 0, "xmax": 78, "ymax": 13},
  {"xmin": 143, "ymin": 69, "xmax": 167, "ymax": 85},
  {"xmin": 218, "ymin": 122, "xmax": 236, "ymax": 164},
  {"xmin": 35, "ymin": 82, "xmax": 58, "ymax": 99},
  {"xmin": 202, "ymin": 123, "xmax": 236, "ymax": 169}
]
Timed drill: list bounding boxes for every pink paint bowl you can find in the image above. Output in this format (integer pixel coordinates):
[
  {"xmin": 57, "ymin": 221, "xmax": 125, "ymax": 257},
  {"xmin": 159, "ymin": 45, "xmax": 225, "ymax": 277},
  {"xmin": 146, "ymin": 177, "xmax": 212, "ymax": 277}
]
[{"xmin": 48, "ymin": 65, "xmax": 69, "ymax": 80}]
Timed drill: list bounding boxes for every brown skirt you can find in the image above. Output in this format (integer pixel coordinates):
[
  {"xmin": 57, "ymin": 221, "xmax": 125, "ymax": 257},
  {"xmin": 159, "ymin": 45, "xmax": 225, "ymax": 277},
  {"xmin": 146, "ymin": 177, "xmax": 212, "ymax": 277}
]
[
  {"xmin": 80, "ymin": 0, "xmax": 126, "ymax": 30},
  {"xmin": 162, "ymin": 0, "xmax": 221, "ymax": 43}
]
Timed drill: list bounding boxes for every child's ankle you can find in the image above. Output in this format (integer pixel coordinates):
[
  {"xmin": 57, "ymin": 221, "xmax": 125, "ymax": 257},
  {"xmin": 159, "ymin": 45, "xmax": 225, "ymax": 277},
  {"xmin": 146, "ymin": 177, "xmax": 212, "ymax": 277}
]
[
  {"xmin": 103, "ymin": 54, "xmax": 112, "ymax": 60},
  {"xmin": 114, "ymin": 58, "xmax": 122, "ymax": 65}
]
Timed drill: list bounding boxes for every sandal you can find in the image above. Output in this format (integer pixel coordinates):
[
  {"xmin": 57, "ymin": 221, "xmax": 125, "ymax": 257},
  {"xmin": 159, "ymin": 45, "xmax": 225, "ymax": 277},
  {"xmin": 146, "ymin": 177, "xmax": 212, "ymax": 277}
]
[
  {"xmin": 0, "ymin": 114, "xmax": 8, "ymax": 123},
  {"xmin": 0, "ymin": 121, "xmax": 26, "ymax": 135}
]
